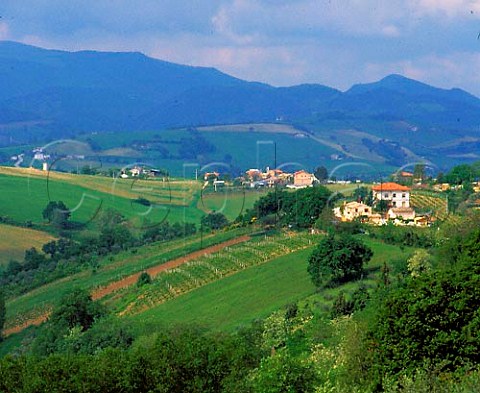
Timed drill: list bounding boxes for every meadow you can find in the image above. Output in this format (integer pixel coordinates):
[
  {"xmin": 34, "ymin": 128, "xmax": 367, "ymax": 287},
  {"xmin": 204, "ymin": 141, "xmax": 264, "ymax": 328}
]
[
  {"xmin": 0, "ymin": 167, "xmax": 204, "ymax": 229},
  {"xmin": 0, "ymin": 224, "xmax": 56, "ymax": 265},
  {"xmin": 126, "ymin": 236, "xmax": 411, "ymax": 332}
]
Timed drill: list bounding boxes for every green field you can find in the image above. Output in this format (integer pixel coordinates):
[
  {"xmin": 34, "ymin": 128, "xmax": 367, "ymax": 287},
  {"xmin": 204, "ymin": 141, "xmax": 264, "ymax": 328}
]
[
  {"xmin": 131, "ymin": 247, "xmax": 316, "ymax": 331},
  {"xmin": 0, "ymin": 224, "xmax": 56, "ymax": 265},
  {"xmin": 3, "ymin": 229, "xmax": 248, "ymax": 331},
  {"xmin": 198, "ymin": 189, "xmax": 267, "ymax": 220},
  {"xmin": 126, "ymin": 236, "xmax": 411, "ymax": 332},
  {"xmin": 0, "ymin": 168, "xmax": 204, "ymax": 228}
]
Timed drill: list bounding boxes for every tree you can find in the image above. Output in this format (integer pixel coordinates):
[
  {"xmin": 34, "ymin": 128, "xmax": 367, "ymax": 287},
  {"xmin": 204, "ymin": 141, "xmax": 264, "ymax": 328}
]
[
  {"xmin": 50, "ymin": 288, "xmax": 105, "ymax": 331},
  {"xmin": 314, "ymin": 166, "xmax": 328, "ymax": 183},
  {"xmin": 353, "ymin": 186, "xmax": 373, "ymax": 205},
  {"xmin": 137, "ymin": 271, "xmax": 152, "ymax": 287},
  {"xmin": 0, "ymin": 290, "xmax": 5, "ymax": 340},
  {"xmin": 413, "ymin": 163, "xmax": 426, "ymax": 183},
  {"xmin": 407, "ymin": 249, "xmax": 432, "ymax": 278},
  {"xmin": 201, "ymin": 212, "xmax": 229, "ymax": 230},
  {"xmin": 42, "ymin": 201, "xmax": 71, "ymax": 228},
  {"xmin": 307, "ymin": 234, "xmax": 373, "ymax": 287}
]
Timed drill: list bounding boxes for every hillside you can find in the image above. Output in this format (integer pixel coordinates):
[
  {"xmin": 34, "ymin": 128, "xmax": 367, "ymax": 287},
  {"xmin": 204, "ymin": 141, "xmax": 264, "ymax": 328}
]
[{"xmin": 1, "ymin": 41, "xmax": 480, "ymax": 171}]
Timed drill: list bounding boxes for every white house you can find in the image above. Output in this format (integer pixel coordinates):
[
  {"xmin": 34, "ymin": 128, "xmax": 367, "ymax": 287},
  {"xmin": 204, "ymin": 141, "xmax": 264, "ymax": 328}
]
[{"xmin": 372, "ymin": 182, "xmax": 411, "ymax": 208}]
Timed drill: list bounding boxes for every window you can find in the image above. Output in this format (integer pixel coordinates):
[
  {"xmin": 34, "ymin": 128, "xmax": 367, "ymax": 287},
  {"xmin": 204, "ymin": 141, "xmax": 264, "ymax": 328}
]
[
  {"xmin": 402, "ymin": 193, "xmax": 406, "ymax": 198},
  {"xmin": 393, "ymin": 193, "xmax": 397, "ymax": 198},
  {"xmin": 384, "ymin": 193, "xmax": 388, "ymax": 198}
]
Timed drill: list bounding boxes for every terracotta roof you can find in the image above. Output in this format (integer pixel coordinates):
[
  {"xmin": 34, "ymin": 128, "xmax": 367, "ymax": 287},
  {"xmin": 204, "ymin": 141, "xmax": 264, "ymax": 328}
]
[
  {"xmin": 372, "ymin": 182, "xmax": 410, "ymax": 192},
  {"xmin": 389, "ymin": 207, "xmax": 415, "ymax": 213},
  {"xmin": 294, "ymin": 170, "xmax": 311, "ymax": 176},
  {"xmin": 400, "ymin": 171, "xmax": 413, "ymax": 177}
]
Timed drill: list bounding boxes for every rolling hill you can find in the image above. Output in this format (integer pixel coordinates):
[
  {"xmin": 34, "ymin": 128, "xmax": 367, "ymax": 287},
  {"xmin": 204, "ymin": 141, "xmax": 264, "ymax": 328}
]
[{"xmin": 1, "ymin": 41, "xmax": 479, "ymax": 171}]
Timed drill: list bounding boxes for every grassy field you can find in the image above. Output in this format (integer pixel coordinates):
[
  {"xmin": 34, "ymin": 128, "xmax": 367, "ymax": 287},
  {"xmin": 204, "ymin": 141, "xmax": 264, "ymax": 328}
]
[
  {"xmin": 127, "ymin": 236, "xmax": 411, "ymax": 332},
  {"xmin": 129, "ymin": 247, "xmax": 316, "ymax": 332},
  {"xmin": 198, "ymin": 189, "xmax": 268, "ymax": 220},
  {"xmin": 3, "ymin": 228, "xmax": 249, "ymax": 331},
  {"xmin": 0, "ymin": 167, "xmax": 204, "ymax": 228},
  {"xmin": 0, "ymin": 224, "xmax": 56, "ymax": 265}
]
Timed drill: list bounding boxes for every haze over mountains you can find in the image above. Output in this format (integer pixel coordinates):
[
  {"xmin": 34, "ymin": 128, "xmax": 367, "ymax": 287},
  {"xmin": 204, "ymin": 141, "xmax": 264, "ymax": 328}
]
[{"xmin": 1, "ymin": 41, "xmax": 479, "ymax": 169}]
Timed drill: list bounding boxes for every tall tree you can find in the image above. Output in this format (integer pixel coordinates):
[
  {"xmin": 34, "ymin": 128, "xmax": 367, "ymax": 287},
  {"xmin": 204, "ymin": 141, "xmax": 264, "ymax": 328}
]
[
  {"xmin": 314, "ymin": 166, "xmax": 328, "ymax": 183},
  {"xmin": 308, "ymin": 234, "xmax": 373, "ymax": 287},
  {"xmin": 42, "ymin": 201, "xmax": 71, "ymax": 228}
]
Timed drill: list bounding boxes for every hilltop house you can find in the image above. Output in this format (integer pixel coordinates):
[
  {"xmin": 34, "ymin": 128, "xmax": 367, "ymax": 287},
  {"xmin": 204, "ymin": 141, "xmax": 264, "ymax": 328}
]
[
  {"xmin": 372, "ymin": 182, "xmax": 411, "ymax": 208},
  {"xmin": 292, "ymin": 170, "xmax": 315, "ymax": 188}
]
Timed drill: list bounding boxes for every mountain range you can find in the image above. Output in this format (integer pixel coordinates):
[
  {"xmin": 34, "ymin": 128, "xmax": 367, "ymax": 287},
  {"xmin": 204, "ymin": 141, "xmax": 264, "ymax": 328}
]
[{"xmin": 0, "ymin": 40, "xmax": 479, "ymax": 170}]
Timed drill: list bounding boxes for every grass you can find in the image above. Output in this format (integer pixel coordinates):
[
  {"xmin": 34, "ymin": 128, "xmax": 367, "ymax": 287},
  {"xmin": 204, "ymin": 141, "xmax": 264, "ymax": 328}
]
[
  {"xmin": 127, "ymin": 236, "xmax": 412, "ymax": 332},
  {"xmin": 198, "ymin": 188, "xmax": 268, "ymax": 220},
  {"xmin": 0, "ymin": 169, "xmax": 204, "ymax": 228},
  {"xmin": 0, "ymin": 224, "xmax": 56, "ymax": 265},
  {"xmin": 129, "ymin": 247, "xmax": 316, "ymax": 332},
  {"xmin": 3, "ymin": 228, "xmax": 250, "ymax": 330}
]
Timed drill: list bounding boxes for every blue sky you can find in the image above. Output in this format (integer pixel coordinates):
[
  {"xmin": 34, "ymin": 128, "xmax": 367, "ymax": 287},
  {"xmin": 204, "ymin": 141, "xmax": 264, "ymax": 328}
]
[{"xmin": 1, "ymin": 0, "xmax": 479, "ymax": 95}]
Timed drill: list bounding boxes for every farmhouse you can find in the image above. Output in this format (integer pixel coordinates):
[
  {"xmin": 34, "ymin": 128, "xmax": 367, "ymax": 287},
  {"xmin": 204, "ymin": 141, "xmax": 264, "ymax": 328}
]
[
  {"xmin": 292, "ymin": 170, "xmax": 314, "ymax": 188},
  {"xmin": 372, "ymin": 182, "xmax": 411, "ymax": 208},
  {"xmin": 343, "ymin": 202, "xmax": 372, "ymax": 221},
  {"xmin": 387, "ymin": 207, "xmax": 416, "ymax": 221}
]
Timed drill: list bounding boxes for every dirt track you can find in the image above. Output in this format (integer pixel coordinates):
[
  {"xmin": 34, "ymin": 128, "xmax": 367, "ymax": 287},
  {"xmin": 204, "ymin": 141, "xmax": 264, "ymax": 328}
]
[{"xmin": 4, "ymin": 235, "xmax": 251, "ymax": 336}]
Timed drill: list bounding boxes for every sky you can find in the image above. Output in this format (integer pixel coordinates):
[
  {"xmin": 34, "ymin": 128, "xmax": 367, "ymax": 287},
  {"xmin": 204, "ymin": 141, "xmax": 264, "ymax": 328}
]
[{"xmin": 1, "ymin": 0, "xmax": 480, "ymax": 95}]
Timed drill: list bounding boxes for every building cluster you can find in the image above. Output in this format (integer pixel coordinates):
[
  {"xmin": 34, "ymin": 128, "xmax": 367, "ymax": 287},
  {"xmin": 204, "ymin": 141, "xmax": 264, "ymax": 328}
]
[
  {"xmin": 243, "ymin": 167, "xmax": 316, "ymax": 189},
  {"xmin": 334, "ymin": 182, "xmax": 432, "ymax": 226},
  {"xmin": 119, "ymin": 166, "xmax": 166, "ymax": 179}
]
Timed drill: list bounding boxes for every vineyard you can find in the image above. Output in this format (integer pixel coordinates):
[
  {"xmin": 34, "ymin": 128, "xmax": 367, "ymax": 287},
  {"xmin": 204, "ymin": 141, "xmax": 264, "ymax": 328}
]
[
  {"xmin": 113, "ymin": 231, "xmax": 320, "ymax": 316},
  {"xmin": 410, "ymin": 192, "xmax": 449, "ymax": 220}
]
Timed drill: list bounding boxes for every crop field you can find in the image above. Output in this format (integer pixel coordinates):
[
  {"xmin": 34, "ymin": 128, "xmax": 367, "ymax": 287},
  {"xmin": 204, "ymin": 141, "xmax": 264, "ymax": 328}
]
[
  {"xmin": 0, "ymin": 168, "xmax": 204, "ymax": 227},
  {"xmin": 126, "ymin": 236, "xmax": 411, "ymax": 332},
  {"xmin": 0, "ymin": 223, "xmax": 56, "ymax": 265},
  {"xmin": 109, "ymin": 231, "xmax": 320, "ymax": 317},
  {"xmin": 0, "ymin": 166, "xmax": 201, "ymax": 206},
  {"xmin": 411, "ymin": 191, "xmax": 449, "ymax": 220},
  {"xmin": 130, "ymin": 247, "xmax": 316, "ymax": 332},
  {"xmin": 3, "ymin": 229, "xmax": 249, "ymax": 333}
]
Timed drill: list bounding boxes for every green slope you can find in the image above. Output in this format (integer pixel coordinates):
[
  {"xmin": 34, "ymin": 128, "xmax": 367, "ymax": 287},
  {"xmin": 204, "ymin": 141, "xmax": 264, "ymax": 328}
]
[{"xmin": 129, "ymin": 247, "xmax": 316, "ymax": 331}]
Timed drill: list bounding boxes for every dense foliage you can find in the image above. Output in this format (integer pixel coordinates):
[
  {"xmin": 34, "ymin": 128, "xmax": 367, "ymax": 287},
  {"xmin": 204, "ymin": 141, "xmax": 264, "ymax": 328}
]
[
  {"xmin": 201, "ymin": 212, "xmax": 229, "ymax": 230},
  {"xmin": 42, "ymin": 200, "xmax": 71, "ymax": 228},
  {"xmin": 0, "ymin": 218, "xmax": 197, "ymax": 297},
  {"xmin": 308, "ymin": 234, "xmax": 373, "ymax": 287},
  {"xmin": 246, "ymin": 186, "xmax": 332, "ymax": 228}
]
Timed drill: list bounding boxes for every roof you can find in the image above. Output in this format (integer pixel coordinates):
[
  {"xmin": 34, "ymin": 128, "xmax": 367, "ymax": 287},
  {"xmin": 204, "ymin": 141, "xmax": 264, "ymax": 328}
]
[
  {"xmin": 345, "ymin": 201, "xmax": 369, "ymax": 208},
  {"xmin": 294, "ymin": 170, "xmax": 311, "ymax": 176},
  {"xmin": 400, "ymin": 171, "xmax": 413, "ymax": 177},
  {"xmin": 372, "ymin": 182, "xmax": 410, "ymax": 192},
  {"xmin": 389, "ymin": 207, "xmax": 415, "ymax": 213}
]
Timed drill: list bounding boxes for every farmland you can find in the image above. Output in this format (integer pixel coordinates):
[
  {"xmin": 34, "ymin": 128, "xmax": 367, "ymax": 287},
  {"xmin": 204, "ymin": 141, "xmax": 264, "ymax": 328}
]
[
  {"xmin": 126, "ymin": 236, "xmax": 411, "ymax": 332},
  {"xmin": 0, "ymin": 224, "xmax": 56, "ymax": 265},
  {"xmin": 3, "ymin": 228, "xmax": 250, "ymax": 333},
  {"xmin": 0, "ymin": 167, "xmax": 204, "ymax": 228}
]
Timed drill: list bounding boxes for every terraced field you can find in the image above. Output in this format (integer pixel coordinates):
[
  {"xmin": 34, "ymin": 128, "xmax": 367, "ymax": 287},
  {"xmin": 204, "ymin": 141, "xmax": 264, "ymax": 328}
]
[
  {"xmin": 3, "ymin": 229, "xmax": 249, "ymax": 335},
  {"xmin": 411, "ymin": 191, "xmax": 449, "ymax": 220},
  {"xmin": 108, "ymin": 231, "xmax": 320, "ymax": 316}
]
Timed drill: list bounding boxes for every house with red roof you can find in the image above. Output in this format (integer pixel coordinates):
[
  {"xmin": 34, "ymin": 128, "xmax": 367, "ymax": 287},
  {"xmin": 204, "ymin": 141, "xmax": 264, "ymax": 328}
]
[{"xmin": 372, "ymin": 182, "xmax": 411, "ymax": 208}]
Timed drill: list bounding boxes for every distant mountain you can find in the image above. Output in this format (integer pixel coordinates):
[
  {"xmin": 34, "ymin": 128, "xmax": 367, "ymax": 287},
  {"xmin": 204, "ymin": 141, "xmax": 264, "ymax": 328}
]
[{"xmin": 1, "ymin": 41, "xmax": 479, "ymax": 169}]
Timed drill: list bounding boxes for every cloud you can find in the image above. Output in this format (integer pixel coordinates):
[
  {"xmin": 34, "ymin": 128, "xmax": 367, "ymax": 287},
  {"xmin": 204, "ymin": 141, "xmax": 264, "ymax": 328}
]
[
  {"xmin": 410, "ymin": 0, "xmax": 480, "ymax": 18},
  {"xmin": 364, "ymin": 52, "xmax": 480, "ymax": 94}
]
